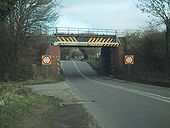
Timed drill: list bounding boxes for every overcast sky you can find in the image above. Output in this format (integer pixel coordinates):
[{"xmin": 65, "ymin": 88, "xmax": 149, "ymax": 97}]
[{"xmin": 57, "ymin": 0, "xmax": 150, "ymax": 29}]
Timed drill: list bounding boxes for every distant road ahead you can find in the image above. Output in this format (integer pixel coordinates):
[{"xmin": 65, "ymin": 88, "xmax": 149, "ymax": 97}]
[{"xmin": 61, "ymin": 60, "xmax": 170, "ymax": 128}]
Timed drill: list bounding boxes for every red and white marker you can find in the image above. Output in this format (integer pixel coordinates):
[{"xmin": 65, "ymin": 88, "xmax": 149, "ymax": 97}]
[
  {"xmin": 42, "ymin": 55, "xmax": 52, "ymax": 65},
  {"xmin": 124, "ymin": 55, "xmax": 134, "ymax": 64}
]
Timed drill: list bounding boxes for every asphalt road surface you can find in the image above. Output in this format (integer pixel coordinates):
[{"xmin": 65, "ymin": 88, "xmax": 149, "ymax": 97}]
[{"xmin": 61, "ymin": 60, "xmax": 170, "ymax": 128}]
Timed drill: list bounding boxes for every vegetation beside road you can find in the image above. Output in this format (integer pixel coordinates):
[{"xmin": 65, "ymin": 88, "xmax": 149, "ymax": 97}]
[
  {"xmin": 0, "ymin": 77, "xmax": 63, "ymax": 128},
  {"xmin": 117, "ymin": 29, "xmax": 170, "ymax": 87},
  {"xmin": 114, "ymin": 73, "xmax": 170, "ymax": 88},
  {"xmin": 0, "ymin": 0, "xmax": 62, "ymax": 82}
]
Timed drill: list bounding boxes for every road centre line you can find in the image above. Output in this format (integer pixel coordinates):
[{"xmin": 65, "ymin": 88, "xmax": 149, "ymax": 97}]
[{"xmin": 72, "ymin": 61, "xmax": 170, "ymax": 104}]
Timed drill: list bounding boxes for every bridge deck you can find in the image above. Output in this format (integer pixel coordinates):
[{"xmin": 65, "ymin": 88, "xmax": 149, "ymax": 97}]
[{"xmin": 54, "ymin": 27, "xmax": 121, "ymax": 47}]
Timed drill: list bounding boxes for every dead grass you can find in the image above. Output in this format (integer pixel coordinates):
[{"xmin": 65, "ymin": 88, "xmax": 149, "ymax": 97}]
[{"xmin": 0, "ymin": 78, "xmax": 63, "ymax": 128}]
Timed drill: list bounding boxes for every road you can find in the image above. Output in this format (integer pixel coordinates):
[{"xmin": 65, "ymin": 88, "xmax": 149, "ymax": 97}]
[{"xmin": 61, "ymin": 60, "xmax": 170, "ymax": 128}]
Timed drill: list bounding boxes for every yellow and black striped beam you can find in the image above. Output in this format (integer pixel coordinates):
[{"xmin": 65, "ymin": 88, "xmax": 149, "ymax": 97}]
[
  {"xmin": 55, "ymin": 36, "xmax": 120, "ymax": 47},
  {"xmin": 57, "ymin": 36, "xmax": 78, "ymax": 42},
  {"xmin": 87, "ymin": 43, "xmax": 120, "ymax": 47},
  {"xmin": 88, "ymin": 37, "xmax": 114, "ymax": 43}
]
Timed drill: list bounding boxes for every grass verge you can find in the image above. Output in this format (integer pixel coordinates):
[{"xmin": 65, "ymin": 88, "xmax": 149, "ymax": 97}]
[
  {"xmin": 87, "ymin": 60, "xmax": 170, "ymax": 88},
  {"xmin": 116, "ymin": 74, "xmax": 170, "ymax": 88},
  {"xmin": 22, "ymin": 76, "xmax": 65, "ymax": 85},
  {"xmin": 0, "ymin": 77, "xmax": 63, "ymax": 128}
]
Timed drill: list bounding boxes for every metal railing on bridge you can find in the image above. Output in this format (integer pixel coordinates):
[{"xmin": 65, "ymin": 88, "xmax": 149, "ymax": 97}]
[
  {"xmin": 55, "ymin": 27, "xmax": 142, "ymax": 37},
  {"xmin": 56, "ymin": 27, "xmax": 118, "ymax": 37}
]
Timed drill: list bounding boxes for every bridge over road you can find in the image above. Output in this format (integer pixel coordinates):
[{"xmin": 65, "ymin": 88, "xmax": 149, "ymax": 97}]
[{"xmin": 50, "ymin": 27, "xmax": 124, "ymax": 74}]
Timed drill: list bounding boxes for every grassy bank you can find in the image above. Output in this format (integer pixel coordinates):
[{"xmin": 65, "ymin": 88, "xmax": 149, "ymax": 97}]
[
  {"xmin": 22, "ymin": 76, "xmax": 65, "ymax": 85},
  {"xmin": 114, "ymin": 73, "xmax": 170, "ymax": 88},
  {"xmin": 87, "ymin": 60, "xmax": 170, "ymax": 88},
  {"xmin": 0, "ymin": 77, "xmax": 63, "ymax": 128}
]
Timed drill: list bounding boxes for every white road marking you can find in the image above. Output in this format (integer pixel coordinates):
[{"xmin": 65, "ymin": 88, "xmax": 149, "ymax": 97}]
[{"xmin": 72, "ymin": 61, "xmax": 170, "ymax": 104}]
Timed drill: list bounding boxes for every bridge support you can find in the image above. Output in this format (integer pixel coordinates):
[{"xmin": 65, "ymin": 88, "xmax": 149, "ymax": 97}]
[
  {"xmin": 101, "ymin": 47, "xmax": 124, "ymax": 75},
  {"xmin": 101, "ymin": 47, "xmax": 111, "ymax": 74},
  {"xmin": 110, "ymin": 47, "xmax": 122, "ymax": 74},
  {"xmin": 48, "ymin": 45, "xmax": 61, "ymax": 77}
]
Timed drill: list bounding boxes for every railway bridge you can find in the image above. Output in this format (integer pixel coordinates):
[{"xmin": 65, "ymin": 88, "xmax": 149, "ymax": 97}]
[{"xmin": 46, "ymin": 27, "xmax": 125, "ymax": 75}]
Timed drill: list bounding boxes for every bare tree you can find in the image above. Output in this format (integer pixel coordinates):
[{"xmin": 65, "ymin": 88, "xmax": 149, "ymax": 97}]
[
  {"xmin": 0, "ymin": 0, "xmax": 17, "ymax": 21},
  {"xmin": 11, "ymin": 0, "xmax": 61, "ymax": 42},
  {"xmin": 0, "ymin": 0, "xmax": 62, "ymax": 81},
  {"xmin": 136, "ymin": 0, "xmax": 170, "ymax": 71}
]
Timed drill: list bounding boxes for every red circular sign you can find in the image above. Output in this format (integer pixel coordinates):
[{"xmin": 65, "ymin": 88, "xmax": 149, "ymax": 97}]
[
  {"xmin": 125, "ymin": 55, "xmax": 134, "ymax": 64},
  {"xmin": 42, "ymin": 55, "xmax": 52, "ymax": 65}
]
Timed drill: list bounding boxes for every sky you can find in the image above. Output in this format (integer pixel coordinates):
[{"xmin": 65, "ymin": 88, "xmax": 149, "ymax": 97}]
[{"xmin": 57, "ymin": 0, "xmax": 150, "ymax": 29}]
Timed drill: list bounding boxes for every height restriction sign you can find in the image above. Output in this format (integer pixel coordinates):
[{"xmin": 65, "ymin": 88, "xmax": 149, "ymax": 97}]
[
  {"xmin": 124, "ymin": 55, "xmax": 134, "ymax": 64},
  {"xmin": 42, "ymin": 55, "xmax": 52, "ymax": 65}
]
